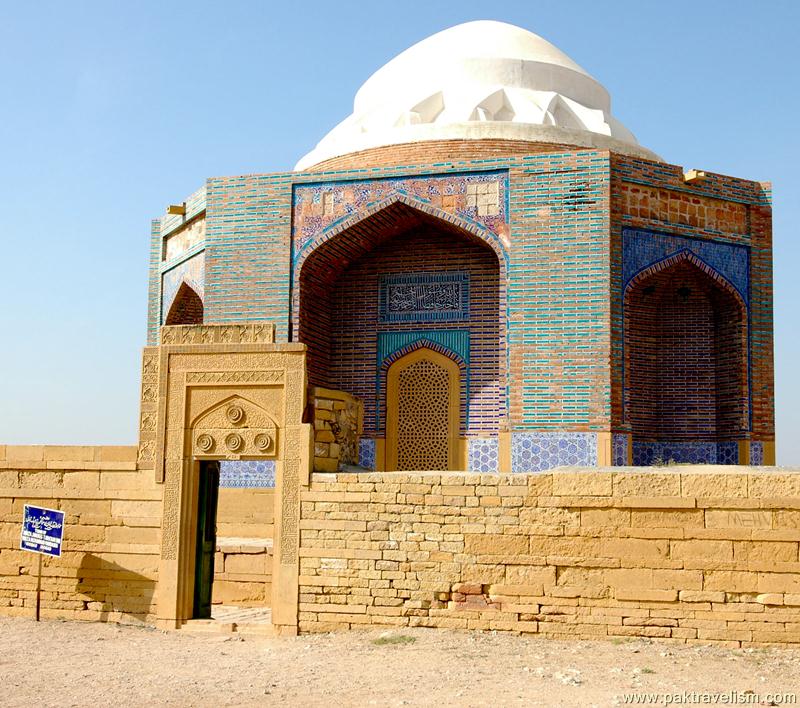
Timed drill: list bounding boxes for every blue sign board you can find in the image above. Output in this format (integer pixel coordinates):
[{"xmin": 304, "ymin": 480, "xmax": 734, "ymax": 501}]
[{"xmin": 20, "ymin": 505, "xmax": 65, "ymax": 557}]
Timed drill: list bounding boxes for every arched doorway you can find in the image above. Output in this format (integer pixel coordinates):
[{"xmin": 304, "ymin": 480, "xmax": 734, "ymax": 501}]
[
  {"xmin": 166, "ymin": 282, "xmax": 204, "ymax": 325},
  {"xmin": 386, "ymin": 348, "xmax": 460, "ymax": 471},
  {"xmin": 295, "ymin": 199, "xmax": 505, "ymax": 470},
  {"xmin": 624, "ymin": 256, "xmax": 748, "ymax": 461}
]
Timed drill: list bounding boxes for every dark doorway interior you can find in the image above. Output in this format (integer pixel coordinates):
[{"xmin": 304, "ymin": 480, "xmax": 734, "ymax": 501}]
[{"xmin": 193, "ymin": 461, "xmax": 220, "ymax": 619}]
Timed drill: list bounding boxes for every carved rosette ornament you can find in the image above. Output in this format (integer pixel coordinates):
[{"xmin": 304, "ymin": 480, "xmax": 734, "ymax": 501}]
[
  {"xmin": 196, "ymin": 434, "xmax": 215, "ymax": 453},
  {"xmin": 226, "ymin": 404, "xmax": 245, "ymax": 425},
  {"xmin": 254, "ymin": 432, "xmax": 273, "ymax": 453},
  {"xmin": 189, "ymin": 395, "xmax": 280, "ymax": 459},
  {"xmin": 225, "ymin": 432, "xmax": 244, "ymax": 453}
]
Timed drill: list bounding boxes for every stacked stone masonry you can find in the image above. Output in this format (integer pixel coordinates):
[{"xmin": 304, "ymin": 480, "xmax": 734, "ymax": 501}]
[
  {"xmin": 311, "ymin": 387, "xmax": 363, "ymax": 473},
  {"xmin": 0, "ymin": 446, "xmax": 161, "ymax": 624},
  {"xmin": 299, "ymin": 468, "xmax": 800, "ymax": 647},
  {"xmin": 212, "ymin": 537, "xmax": 273, "ymax": 607}
]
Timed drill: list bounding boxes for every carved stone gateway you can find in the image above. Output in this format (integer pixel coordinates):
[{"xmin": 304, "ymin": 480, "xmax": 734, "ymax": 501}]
[{"xmin": 138, "ymin": 324, "xmax": 311, "ymax": 633}]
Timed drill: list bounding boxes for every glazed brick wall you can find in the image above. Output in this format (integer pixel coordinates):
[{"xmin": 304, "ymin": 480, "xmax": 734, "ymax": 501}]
[
  {"xmin": 506, "ymin": 152, "xmax": 611, "ymax": 430},
  {"xmin": 147, "ymin": 187, "xmax": 207, "ymax": 345},
  {"xmin": 301, "ymin": 227, "xmax": 501, "ymax": 436},
  {"xmin": 626, "ymin": 262, "xmax": 747, "ymax": 441},
  {"xmin": 155, "ymin": 151, "xmax": 618, "ymax": 433},
  {"xmin": 145, "ymin": 147, "xmax": 771, "ymax": 440},
  {"xmin": 610, "ymin": 154, "xmax": 773, "ymax": 441},
  {"xmin": 749, "ymin": 202, "xmax": 774, "ymax": 439},
  {"xmin": 204, "ymin": 174, "xmax": 293, "ymax": 341},
  {"xmin": 146, "ymin": 219, "xmax": 161, "ymax": 344}
]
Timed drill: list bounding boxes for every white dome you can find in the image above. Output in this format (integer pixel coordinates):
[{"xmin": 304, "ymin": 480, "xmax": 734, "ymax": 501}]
[{"xmin": 295, "ymin": 20, "xmax": 660, "ymax": 170}]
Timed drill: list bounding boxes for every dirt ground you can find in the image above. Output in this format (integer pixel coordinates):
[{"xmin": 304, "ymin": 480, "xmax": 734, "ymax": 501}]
[{"xmin": 1, "ymin": 617, "xmax": 799, "ymax": 707}]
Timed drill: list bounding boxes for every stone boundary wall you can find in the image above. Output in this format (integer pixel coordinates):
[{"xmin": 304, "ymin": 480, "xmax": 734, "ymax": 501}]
[
  {"xmin": 217, "ymin": 488, "xmax": 274, "ymax": 538},
  {"xmin": 0, "ymin": 446, "xmax": 161, "ymax": 624},
  {"xmin": 298, "ymin": 468, "xmax": 800, "ymax": 646},
  {"xmin": 213, "ymin": 537, "xmax": 273, "ymax": 607}
]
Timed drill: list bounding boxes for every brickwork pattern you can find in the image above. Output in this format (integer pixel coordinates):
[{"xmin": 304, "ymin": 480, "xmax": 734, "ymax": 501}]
[
  {"xmin": 299, "ymin": 469, "xmax": 800, "ymax": 646},
  {"xmin": 610, "ymin": 155, "xmax": 773, "ymax": 450},
  {"xmin": 161, "ymin": 251, "xmax": 205, "ymax": 325},
  {"xmin": 625, "ymin": 261, "xmax": 747, "ymax": 442},
  {"xmin": 311, "ymin": 388, "xmax": 362, "ymax": 473},
  {"xmin": 507, "ymin": 152, "xmax": 611, "ymax": 431},
  {"xmin": 302, "ymin": 139, "xmax": 590, "ymax": 172},
  {"xmin": 205, "ymin": 175, "xmax": 293, "ymax": 341},
  {"xmin": 146, "ymin": 146, "xmax": 773, "ymax": 463},
  {"xmin": 303, "ymin": 227, "xmax": 501, "ymax": 437},
  {"xmin": 148, "ymin": 187, "xmax": 206, "ymax": 345}
]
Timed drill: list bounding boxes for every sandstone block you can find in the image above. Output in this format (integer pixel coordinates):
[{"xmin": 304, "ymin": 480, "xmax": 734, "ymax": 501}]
[
  {"xmin": 464, "ymin": 534, "xmax": 527, "ymax": 556},
  {"xmin": 681, "ymin": 473, "xmax": 748, "ymax": 498},
  {"xmin": 6, "ymin": 446, "xmax": 45, "ymax": 463},
  {"xmin": 552, "ymin": 472, "xmax": 612, "ymax": 497},
  {"xmin": 314, "ymin": 457, "xmax": 338, "ymax": 473},
  {"xmin": 749, "ymin": 474, "xmax": 800, "ymax": 498},
  {"xmin": 670, "ymin": 540, "xmax": 733, "ymax": 561},
  {"xmin": 615, "ymin": 588, "xmax": 677, "ymax": 602},
  {"xmin": 614, "ymin": 472, "xmax": 680, "ymax": 497},
  {"xmin": 679, "ymin": 590, "xmax": 725, "ymax": 603},
  {"xmin": 506, "ymin": 565, "xmax": 555, "ymax": 586},
  {"xmin": 580, "ymin": 508, "xmax": 631, "ymax": 527},
  {"xmin": 733, "ymin": 541, "xmax": 797, "ymax": 562},
  {"xmin": 705, "ymin": 509, "xmax": 772, "ymax": 529},
  {"xmin": 758, "ymin": 573, "xmax": 800, "ymax": 594}
]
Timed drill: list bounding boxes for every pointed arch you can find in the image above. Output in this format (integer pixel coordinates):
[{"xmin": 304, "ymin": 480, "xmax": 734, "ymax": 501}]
[
  {"xmin": 385, "ymin": 347, "xmax": 461, "ymax": 471},
  {"xmin": 624, "ymin": 248, "xmax": 747, "ymax": 313},
  {"xmin": 165, "ymin": 282, "xmax": 204, "ymax": 325},
  {"xmin": 623, "ymin": 252, "xmax": 749, "ymax": 456},
  {"xmin": 293, "ymin": 195, "xmax": 506, "ymax": 445},
  {"xmin": 189, "ymin": 393, "xmax": 278, "ymax": 430},
  {"xmin": 294, "ymin": 192, "xmax": 508, "ymax": 272}
]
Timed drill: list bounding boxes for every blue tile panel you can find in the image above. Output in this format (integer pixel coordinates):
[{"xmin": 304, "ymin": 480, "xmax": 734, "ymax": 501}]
[
  {"xmin": 511, "ymin": 432, "xmax": 598, "ymax": 472},
  {"xmin": 750, "ymin": 441, "xmax": 764, "ymax": 466},
  {"xmin": 717, "ymin": 441, "xmax": 739, "ymax": 465},
  {"xmin": 219, "ymin": 460, "xmax": 275, "ymax": 488},
  {"xmin": 292, "ymin": 170, "xmax": 509, "ymax": 263},
  {"xmin": 160, "ymin": 251, "xmax": 206, "ymax": 324},
  {"xmin": 379, "ymin": 272, "xmax": 469, "ymax": 323},
  {"xmin": 612, "ymin": 433, "xmax": 629, "ymax": 466},
  {"xmin": 375, "ymin": 330, "xmax": 470, "ymax": 433},
  {"xmin": 358, "ymin": 438, "xmax": 376, "ymax": 470},
  {"xmin": 205, "ymin": 173, "xmax": 295, "ymax": 341},
  {"xmin": 622, "ymin": 228, "xmax": 750, "ymax": 306},
  {"xmin": 632, "ymin": 442, "xmax": 739, "ymax": 466},
  {"xmin": 468, "ymin": 438, "xmax": 499, "ymax": 473},
  {"xmin": 377, "ymin": 330, "xmax": 470, "ymax": 369}
]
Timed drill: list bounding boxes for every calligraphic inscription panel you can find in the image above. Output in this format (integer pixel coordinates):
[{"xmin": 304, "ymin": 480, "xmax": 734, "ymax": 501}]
[{"xmin": 379, "ymin": 272, "xmax": 469, "ymax": 323}]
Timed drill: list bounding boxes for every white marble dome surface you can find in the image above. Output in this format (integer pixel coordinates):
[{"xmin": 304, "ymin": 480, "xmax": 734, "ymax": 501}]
[{"xmin": 295, "ymin": 20, "xmax": 660, "ymax": 170}]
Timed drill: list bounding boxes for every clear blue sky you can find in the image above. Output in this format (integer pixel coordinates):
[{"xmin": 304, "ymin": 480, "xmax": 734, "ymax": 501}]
[{"xmin": 1, "ymin": 1, "xmax": 797, "ymax": 464}]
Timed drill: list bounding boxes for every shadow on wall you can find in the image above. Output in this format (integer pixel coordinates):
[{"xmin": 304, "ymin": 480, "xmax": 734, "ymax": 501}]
[{"xmin": 75, "ymin": 553, "xmax": 157, "ymax": 625}]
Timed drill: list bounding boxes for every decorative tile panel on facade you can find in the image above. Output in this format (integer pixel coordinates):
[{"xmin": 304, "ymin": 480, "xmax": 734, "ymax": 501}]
[{"xmin": 1, "ymin": 21, "xmax": 784, "ymax": 644}]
